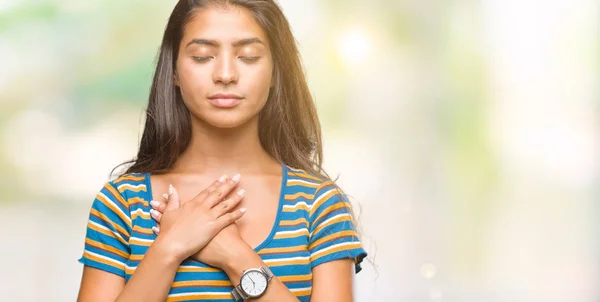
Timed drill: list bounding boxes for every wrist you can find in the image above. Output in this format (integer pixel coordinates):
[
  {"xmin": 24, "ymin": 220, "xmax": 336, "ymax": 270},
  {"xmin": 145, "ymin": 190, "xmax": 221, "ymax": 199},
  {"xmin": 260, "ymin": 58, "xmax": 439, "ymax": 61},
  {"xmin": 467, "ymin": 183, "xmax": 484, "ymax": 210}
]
[
  {"xmin": 151, "ymin": 236, "xmax": 188, "ymax": 265},
  {"xmin": 222, "ymin": 244, "xmax": 263, "ymax": 279}
]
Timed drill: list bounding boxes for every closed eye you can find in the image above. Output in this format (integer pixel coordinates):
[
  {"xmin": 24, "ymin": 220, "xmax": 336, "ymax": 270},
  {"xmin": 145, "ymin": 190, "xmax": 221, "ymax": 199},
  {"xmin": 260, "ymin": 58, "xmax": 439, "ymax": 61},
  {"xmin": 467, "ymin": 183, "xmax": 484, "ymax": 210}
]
[
  {"xmin": 192, "ymin": 56, "xmax": 212, "ymax": 62},
  {"xmin": 239, "ymin": 56, "xmax": 261, "ymax": 63}
]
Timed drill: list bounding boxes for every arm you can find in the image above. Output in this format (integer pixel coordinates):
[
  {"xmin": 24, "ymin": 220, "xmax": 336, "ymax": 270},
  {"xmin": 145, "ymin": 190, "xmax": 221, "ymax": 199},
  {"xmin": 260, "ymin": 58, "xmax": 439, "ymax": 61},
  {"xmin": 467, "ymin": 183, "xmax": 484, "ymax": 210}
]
[
  {"xmin": 77, "ymin": 238, "xmax": 182, "ymax": 302},
  {"xmin": 221, "ymin": 242, "xmax": 300, "ymax": 302},
  {"xmin": 221, "ymin": 246, "xmax": 356, "ymax": 302},
  {"xmin": 77, "ymin": 177, "xmax": 246, "ymax": 302},
  {"xmin": 310, "ymin": 259, "xmax": 355, "ymax": 302}
]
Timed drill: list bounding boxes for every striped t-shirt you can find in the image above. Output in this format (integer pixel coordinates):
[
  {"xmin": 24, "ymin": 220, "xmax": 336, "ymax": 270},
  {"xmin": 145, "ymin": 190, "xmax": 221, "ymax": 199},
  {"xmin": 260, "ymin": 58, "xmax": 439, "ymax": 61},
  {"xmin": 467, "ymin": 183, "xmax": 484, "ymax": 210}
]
[{"xmin": 79, "ymin": 164, "xmax": 367, "ymax": 301}]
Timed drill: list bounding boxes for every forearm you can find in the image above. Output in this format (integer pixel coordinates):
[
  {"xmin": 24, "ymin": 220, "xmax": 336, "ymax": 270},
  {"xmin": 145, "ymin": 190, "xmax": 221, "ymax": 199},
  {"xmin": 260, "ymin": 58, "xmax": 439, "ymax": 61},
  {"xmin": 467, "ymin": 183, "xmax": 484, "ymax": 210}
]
[
  {"xmin": 115, "ymin": 238, "xmax": 182, "ymax": 302},
  {"xmin": 222, "ymin": 245, "xmax": 299, "ymax": 302}
]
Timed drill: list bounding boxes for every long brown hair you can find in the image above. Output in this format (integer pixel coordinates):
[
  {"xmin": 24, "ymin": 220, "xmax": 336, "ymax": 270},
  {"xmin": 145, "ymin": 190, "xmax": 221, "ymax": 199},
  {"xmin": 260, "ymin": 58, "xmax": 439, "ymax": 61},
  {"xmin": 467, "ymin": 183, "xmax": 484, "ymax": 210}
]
[{"xmin": 114, "ymin": 0, "xmax": 330, "ymax": 180}]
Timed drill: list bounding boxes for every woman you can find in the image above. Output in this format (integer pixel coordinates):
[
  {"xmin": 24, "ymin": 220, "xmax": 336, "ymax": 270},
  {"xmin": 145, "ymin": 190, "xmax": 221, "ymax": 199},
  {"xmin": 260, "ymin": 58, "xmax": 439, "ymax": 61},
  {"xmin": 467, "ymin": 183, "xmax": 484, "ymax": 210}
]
[{"xmin": 77, "ymin": 0, "xmax": 366, "ymax": 301}]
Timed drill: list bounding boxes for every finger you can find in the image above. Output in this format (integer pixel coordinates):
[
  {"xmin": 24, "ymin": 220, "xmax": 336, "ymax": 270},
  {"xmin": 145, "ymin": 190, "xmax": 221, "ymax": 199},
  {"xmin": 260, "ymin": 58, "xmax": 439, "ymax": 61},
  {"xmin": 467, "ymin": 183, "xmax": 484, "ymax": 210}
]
[
  {"xmin": 150, "ymin": 209, "xmax": 162, "ymax": 223},
  {"xmin": 214, "ymin": 208, "xmax": 247, "ymax": 229},
  {"xmin": 152, "ymin": 226, "xmax": 160, "ymax": 234},
  {"xmin": 150, "ymin": 200, "xmax": 167, "ymax": 213},
  {"xmin": 165, "ymin": 184, "xmax": 181, "ymax": 211},
  {"xmin": 190, "ymin": 175, "xmax": 227, "ymax": 203},
  {"xmin": 203, "ymin": 174, "xmax": 241, "ymax": 208},
  {"xmin": 211, "ymin": 189, "xmax": 245, "ymax": 217}
]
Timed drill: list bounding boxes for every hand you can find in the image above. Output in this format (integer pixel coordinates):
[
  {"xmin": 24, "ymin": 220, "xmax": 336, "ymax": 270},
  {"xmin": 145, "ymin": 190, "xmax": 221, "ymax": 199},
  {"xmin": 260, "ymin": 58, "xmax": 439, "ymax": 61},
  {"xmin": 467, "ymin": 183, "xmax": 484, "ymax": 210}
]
[{"xmin": 149, "ymin": 175, "xmax": 247, "ymax": 263}]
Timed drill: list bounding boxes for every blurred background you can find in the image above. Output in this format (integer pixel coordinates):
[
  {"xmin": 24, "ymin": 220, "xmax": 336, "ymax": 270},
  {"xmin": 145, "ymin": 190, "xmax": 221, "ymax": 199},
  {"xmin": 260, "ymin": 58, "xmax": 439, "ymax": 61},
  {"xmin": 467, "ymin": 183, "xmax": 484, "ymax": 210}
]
[{"xmin": 0, "ymin": 0, "xmax": 598, "ymax": 301}]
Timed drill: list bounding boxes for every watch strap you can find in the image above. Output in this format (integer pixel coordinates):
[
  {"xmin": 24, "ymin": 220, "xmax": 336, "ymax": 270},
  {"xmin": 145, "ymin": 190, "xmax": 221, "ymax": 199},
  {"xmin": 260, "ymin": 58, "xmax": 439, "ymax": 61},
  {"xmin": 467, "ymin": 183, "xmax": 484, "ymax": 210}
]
[{"xmin": 231, "ymin": 284, "xmax": 249, "ymax": 301}]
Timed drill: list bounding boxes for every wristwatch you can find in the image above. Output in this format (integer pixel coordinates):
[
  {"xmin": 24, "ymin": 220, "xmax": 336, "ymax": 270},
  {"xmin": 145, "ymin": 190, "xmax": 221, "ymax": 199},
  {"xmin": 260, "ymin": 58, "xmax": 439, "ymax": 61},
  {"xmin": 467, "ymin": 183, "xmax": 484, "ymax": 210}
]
[{"xmin": 231, "ymin": 265, "xmax": 274, "ymax": 300}]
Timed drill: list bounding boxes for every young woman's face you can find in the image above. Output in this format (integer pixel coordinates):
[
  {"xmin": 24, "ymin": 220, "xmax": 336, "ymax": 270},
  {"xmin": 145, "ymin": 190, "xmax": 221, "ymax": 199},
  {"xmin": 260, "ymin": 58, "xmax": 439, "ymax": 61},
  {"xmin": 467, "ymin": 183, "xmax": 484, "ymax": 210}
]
[{"xmin": 175, "ymin": 5, "xmax": 273, "ymax": 129}]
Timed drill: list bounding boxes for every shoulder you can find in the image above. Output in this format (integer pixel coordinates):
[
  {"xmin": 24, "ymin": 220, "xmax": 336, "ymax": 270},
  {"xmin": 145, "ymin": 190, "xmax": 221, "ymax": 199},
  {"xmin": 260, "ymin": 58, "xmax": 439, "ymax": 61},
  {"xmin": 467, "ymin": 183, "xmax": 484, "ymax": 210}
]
[
  {"xmin": 284, "ymin": 165, "xmax": 345, "ymax": 204},
  {"xmin": 93, "ymin": 173, "xmax": 149, "ymax": 211},
  {"xmin": 111, "ymin": 173, "xmax": 149, "ymax": 194}
]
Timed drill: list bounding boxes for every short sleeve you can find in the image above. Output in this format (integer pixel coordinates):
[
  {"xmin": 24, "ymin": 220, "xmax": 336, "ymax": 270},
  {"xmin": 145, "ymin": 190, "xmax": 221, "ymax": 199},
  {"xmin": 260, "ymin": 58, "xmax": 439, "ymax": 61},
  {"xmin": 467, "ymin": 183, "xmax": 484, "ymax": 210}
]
[
  {"xmin": 78, "ymin": 181, "xmax": 132, "ymax": 277},
  {"xmin": 308, "ymin": 182, "xmax": 367, "ymax": 273}
]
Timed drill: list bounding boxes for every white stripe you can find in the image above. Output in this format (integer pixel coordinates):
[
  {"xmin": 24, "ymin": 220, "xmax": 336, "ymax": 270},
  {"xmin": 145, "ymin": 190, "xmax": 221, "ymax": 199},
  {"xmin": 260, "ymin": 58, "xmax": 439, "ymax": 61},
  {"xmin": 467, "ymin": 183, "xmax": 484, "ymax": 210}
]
[
  {"xmin": 287, "ymin": 179, "xmax": 320, "ymax": 186},
  {"xmin": 84, "ymin": 249, "xmax": 125, "ymax": 267},
  {"xmin": 310, "ymin": 213, "xmax": 351, "ymax": 237},
  {"xmin": 283, "ymin": 202, "xmax": 309, "ymax": 211},
  {"xmin": 287, "ymin": 166, "xmax": 304, "ymax": 172},
  {"xmin": 311, "ymin": 188, "xmax": 339, "ymax": 213},
  {"xmin": 310, "ymin": 241, "xmax": 359, "ymax": 258},
  {"xmin": 168, "ymin": 292, "xmax": 229, "ymax": 297},
  {"xmin": 98, "ymin": 192, "xmax": 132, "ymax": 225},
  {"xmin": 263, "ymin": 256, "xmax": 310, "ymax": 263},
  {"xmin": 117, "ymin": 183, "xmax": 146, "ymax": 191},
  {"xmin": 130, "ymin": 208, "xmax": 149, "ymax": 217},
  {"xmin": 89, "ymin": 220, "xmax": 127, "ymax": 242},
  {"xmin": 130, "ymin": 236, "xmax": 154, "ymax": 244},
  {"xmin": 275, "ymin": 229, "xmax": 308, "ymax": 236},
  {"xmin": 290, "ymin": 287, "xmax": 312, "ymax": 292}
]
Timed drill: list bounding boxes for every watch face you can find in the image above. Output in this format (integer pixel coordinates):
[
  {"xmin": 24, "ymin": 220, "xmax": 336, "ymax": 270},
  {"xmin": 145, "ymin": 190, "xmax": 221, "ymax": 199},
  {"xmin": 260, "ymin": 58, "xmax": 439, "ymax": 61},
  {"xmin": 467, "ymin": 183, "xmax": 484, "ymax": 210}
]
[{"xmin": 240, "ymin": 270, "xmax": 268, "ymax": 297}]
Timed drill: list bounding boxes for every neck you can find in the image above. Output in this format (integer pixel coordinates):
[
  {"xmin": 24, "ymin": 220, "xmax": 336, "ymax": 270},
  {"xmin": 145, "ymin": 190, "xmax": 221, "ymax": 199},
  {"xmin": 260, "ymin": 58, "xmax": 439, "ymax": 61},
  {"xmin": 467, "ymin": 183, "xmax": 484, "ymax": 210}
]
[{"xmin": 170, "ymin": 115, "xmax": 279, "ymax": 176}]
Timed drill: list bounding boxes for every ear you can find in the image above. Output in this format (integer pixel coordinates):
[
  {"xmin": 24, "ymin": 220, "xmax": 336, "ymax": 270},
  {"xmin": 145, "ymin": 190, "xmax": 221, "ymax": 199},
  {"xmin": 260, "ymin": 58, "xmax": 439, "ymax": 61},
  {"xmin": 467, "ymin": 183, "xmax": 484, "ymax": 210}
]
[{"xmin": 174, "ymin": 70, "xmax": 180, "ymax": 87}]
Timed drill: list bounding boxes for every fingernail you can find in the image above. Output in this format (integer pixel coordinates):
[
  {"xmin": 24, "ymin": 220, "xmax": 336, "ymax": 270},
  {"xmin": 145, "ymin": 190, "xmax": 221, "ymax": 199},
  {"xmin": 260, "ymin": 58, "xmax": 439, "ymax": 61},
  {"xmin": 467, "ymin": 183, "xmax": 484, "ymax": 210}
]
[
  {"xmin": 240, "ymin": 208, "xmax": 247, "ymax": 213},
  {"xmin": 150, "ymin": 200, "xmax": 160, "ymax": 208},
  {"xmin": 150, "ymin": 209, "xmax": 159, "ymax": 218},
  {"xmin": 152, "ymin": 226, "xmax": 160, "ymax": 234},
  {"xmin": 237, "ymin": 189, "xmax": 246, "ymax": 197},
  {"xmin": 232, "ymin": 174, "xmax": 241, "ymax": 183},
  {"xmin": 168, "ymin": 184, "xmax": 174, "ymax": 195},
  {"xmin": 163, "ymin": 193, "xmax": 169, "ymax": 200},
  {"xmin": 218, "ymin": 175, "xmax": 227, "ymax": 183}
]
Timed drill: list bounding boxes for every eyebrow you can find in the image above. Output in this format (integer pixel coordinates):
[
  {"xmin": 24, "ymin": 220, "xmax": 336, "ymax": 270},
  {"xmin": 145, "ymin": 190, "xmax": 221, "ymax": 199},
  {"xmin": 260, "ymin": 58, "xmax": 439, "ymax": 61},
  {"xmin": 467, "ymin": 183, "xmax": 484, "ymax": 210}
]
[{"xmin": 185, "ymin": 37, "xmax": 265, "ymax": 48}]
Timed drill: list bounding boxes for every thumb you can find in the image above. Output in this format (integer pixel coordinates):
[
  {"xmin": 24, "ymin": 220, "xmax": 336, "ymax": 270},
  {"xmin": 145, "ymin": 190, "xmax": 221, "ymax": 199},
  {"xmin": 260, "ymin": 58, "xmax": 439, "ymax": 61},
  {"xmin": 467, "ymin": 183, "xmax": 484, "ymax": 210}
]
[{"xmin": 165, "ymin": 184, "xmax": 181, "ymax": 211}]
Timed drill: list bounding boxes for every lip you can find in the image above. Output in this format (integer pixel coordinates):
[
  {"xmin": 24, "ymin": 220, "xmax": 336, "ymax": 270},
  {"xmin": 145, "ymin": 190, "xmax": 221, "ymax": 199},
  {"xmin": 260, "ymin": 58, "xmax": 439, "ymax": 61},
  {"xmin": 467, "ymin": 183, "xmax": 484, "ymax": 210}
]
[{"xmin": 208, "ymin": 93, "xmax": 243, "ymax": 108}]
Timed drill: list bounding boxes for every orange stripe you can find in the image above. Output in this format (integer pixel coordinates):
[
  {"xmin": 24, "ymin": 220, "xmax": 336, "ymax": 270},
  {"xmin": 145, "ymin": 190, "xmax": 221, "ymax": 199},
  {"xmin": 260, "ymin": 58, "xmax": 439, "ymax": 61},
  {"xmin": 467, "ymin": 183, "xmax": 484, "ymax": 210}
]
[
  {"xmin": 310, "ymin": 188, "xmax": 339, "ymax": 217},
  {"xmin": 259, "ymin": 245, "xmax": 307, "ymax": 255},
  {"xmin": 105, "ymin": 184, "xmax": 130, "ymax": 214},
  {"xmin": 313, "ymin": 202, "xmax": 352, "ymax": 226},
  {"xmin": 172, "ymin": 280, "xmax": 232, "ymax": 287},
  {"xmin": 284, "ymin": 192, "xmax": 314, "ymax": 200},
  {"xmin": 287, "ymin": 179, "xmax": 320, "ymax": 188},
  {"xmin": 87, "ymin": 220, "xmax": 128, "ymax": 246},
  {"xmin": 311, "ymin": 242, "xmax": 363, "ymax": 260},
  {"xmin": 90, "ymin": 208, "xmax": 129, "ymax": 238},
  {"xmin": 292, "ymin": 289, "xmax": 312, "ymax": 296},
  {"xmin": 166, "ymin": 293, "xmax": 231, "ymax": 301},
  {"xmin": 85, "ymin": 237, "xmax": 128, "ymax": 258},
  {"xmin": 279, "ymin": 217, "xmax": 308, "ymax": 227},
  {"xmin": 268, "ymin": 258, "xmax": 310, "ymax": 267},
  {"xmin": 128, "ymin": 197, "xmax": 147, "ymax": 207},
  {"xmin": 114, "ymin": 174, "xmax": 145, "ymax": 183},
  {"xmin": 132, "ymin": 225, "xmax": 153, "ymax": 235},
  {"xmin": 279, "ymin": 273, "xmax": 312, "ymax": 282},
  {"xmin": 96, "ymin": 193, "xmax": 131, "ymax": 229},
  {"xmin": 82, "ymin": 251, "xmax": 125, "ymax": 271},
  {"xmin": 308, "ymin": 230, "xmax": 357, "ymax": 250},
  {"xmin": 312, "ymin": 215, "xmax": 353, "ymax": 237},
  {"xmin": 177, "ymin": 266, "xmax": 221, "ymax": 273},
  {"xmin": 287, "ymin": 170, "xmax": 322, "ymax": 182}
]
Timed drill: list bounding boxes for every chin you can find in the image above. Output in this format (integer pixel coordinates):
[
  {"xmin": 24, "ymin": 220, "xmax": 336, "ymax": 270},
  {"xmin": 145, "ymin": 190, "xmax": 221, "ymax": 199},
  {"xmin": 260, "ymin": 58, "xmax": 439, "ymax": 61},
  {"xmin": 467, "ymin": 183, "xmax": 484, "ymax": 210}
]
[{"xmin": 196, "ymin": 112, "xmax": 258, "ymax": 130}]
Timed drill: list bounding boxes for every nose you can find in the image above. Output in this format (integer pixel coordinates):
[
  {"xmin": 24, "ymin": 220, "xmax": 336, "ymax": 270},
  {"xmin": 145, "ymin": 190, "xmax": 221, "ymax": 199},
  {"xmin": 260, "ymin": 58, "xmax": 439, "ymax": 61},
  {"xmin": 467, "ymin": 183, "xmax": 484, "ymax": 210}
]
[{"xmin": 212, "ymin": 55, "xmax": 238, "ymax": 85}]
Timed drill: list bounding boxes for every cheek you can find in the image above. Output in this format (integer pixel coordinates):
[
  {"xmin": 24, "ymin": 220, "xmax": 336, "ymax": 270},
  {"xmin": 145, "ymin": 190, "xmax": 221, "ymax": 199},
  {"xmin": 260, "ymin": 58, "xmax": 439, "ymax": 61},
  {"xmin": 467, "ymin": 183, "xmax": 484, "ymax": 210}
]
[
  {"xmin": 246, "ymin": 64, "xmax": 273, "ymax": 102},
  {"xmin": 178, "ymin": 61, "xmax": 209, "ymax": 93}
]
